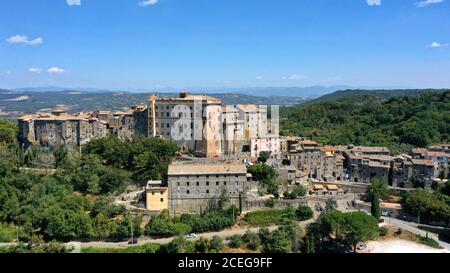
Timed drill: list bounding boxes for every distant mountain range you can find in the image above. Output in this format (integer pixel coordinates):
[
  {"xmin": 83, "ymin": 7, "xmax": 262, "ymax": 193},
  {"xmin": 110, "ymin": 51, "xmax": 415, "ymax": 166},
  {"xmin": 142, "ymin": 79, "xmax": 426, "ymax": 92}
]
[{"xmin": 10, "ymin": 85, "xmax": 355, "ymax": 98}]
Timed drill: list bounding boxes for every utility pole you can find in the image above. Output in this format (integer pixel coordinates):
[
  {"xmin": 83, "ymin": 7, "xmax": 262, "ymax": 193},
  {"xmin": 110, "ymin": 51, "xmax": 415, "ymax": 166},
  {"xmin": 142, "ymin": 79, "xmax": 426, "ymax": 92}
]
[
  {"xmin": 130, "ymin": 213, "xmax": 134, "ymax": 244},
  {"xmin": 418, "ymin": 204, "xmax": 421, "ymax": 225}
]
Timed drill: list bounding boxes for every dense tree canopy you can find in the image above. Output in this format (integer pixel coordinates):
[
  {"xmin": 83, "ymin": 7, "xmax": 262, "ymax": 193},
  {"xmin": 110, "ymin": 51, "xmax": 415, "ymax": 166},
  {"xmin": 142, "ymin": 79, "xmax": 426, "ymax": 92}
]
[
  {"xmin": 0, "ymin": 119, "xmax": 18, "ymax": 144},
  {"xmin": 281, "ymin": 91, "xmax": 450, "ymax": 153},
  {"xmin": 402, "ymin": 190, "xmax": 450, "ymax": 225}
]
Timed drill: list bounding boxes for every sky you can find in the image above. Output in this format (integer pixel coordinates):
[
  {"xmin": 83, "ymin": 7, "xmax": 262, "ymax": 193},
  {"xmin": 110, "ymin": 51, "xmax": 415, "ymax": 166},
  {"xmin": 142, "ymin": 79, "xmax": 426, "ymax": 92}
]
[{"xmin": 0, "ymin": 0, "xmax": 449, "ymax": 90}]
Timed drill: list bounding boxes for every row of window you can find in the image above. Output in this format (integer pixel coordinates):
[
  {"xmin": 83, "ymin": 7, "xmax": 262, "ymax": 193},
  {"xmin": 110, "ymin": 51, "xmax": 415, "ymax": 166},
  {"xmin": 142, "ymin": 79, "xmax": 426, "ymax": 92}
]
[
  {"xmin": 181, "ymin": 189, "xmax": 240, "ymax": 196},
  {"xmin": 176, "ymin": 181, "xmax": 241, "ymax": 187},
  {"xmin": 172, "ymin": 174, "xmax": 242, "ymax": 179}
]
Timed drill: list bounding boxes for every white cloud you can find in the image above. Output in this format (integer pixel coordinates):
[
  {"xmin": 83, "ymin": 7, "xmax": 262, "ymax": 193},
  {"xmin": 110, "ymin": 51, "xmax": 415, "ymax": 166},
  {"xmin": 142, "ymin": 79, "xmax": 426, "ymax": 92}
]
[
  {"xmin": 6, "ymin": 35, "xmax": 43, "ymax": 45},
  {"xmin": 256, "ymin": 75, "xmax": 263, "ymax": 80},
  {"xmin": 47, "ymin": 67, "xmax": 65, "ymax": 74},
  {"xmin": 416, "ymin": 0, "xmax": 444, "ymax": 7},
  {"xmin": 367, "ymin": 0, "xmax": 382, "ymax": 6},
  {"xmin": 139, "ymin": 0, "xmax": 159, "ymax": 7},
  {"xmin": 282, "ymin": 74, "xmax": 307, "ymax": 81},
  {"xmin": 29, "ymin": 68, "xmax": 42, "ymax": 74},
  {"xmin": 67, "ymin": 0, "xmax": 81, "ymax": 6},
  {"xmin": 430, "ymin": 42, "xmax": 448, "ymax": 48}
]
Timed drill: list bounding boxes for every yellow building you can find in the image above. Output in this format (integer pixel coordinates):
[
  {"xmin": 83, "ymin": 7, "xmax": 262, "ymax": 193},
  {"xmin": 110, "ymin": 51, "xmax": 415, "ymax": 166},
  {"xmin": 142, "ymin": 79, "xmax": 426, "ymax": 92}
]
[{"xmin": 146, "ymin": 181, "xmax": 168, "ymax": 211}]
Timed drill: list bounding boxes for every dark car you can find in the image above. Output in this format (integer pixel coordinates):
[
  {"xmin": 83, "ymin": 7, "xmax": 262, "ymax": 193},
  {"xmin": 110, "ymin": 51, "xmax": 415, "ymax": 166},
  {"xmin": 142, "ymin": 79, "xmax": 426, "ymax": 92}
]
[{"xmin": 128, "ymin": 238, "xmax": 139, "ymax": 245}]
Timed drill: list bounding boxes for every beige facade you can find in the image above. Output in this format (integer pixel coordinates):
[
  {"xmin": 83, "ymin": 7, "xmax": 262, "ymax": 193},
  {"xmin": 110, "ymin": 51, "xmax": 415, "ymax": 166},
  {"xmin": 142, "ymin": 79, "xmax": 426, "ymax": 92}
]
[
  {"xmin": 147, "ymin": 93, "xmax": 223, "ymax": 157},
  {"xmin": 145, "ymin": 181, "xmax": 169, "ymax": 211}
]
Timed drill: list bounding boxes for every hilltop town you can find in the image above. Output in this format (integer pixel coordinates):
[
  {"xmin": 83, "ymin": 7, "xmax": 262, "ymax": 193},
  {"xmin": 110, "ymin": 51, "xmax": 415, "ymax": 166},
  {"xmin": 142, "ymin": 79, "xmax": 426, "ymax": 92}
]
[{"xmin": 14, "ymin": 92, "xmax": 449, "ymax": 215}]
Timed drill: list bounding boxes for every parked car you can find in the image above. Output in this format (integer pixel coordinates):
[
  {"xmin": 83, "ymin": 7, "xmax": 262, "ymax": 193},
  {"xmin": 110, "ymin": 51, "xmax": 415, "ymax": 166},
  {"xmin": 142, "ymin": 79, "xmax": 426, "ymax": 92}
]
[
  {"xmin": 344, "ymin": 248, "xmax": 354, "ymax": 254},
  {"xmin": 357, "ymin": 242, "xmax": 367, "ymax": 250},
  {"xmin": 128, "ymin": 238, "xmax": 139, "ymax": 245},
  {"xmin": 186, "ymin": 233, "xmax": 197, "ymax": 240}
]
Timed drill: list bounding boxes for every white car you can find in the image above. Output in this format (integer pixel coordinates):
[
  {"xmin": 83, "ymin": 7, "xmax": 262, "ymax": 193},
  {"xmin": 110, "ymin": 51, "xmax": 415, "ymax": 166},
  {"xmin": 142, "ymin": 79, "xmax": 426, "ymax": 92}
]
[
  {"xmin": 186, "ymin": 233, "xmax": 197, "ymax": 239},
  {"xmin": 357, "ymin": 243, "xmax": 367, "ymax": 250}
]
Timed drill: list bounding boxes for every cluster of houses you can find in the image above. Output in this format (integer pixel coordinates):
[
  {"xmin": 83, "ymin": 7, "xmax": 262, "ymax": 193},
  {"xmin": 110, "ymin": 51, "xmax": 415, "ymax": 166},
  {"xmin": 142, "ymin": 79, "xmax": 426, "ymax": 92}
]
[
  {"xmin": 18, "ymin": 92, "xmax": 280, "ymax": 158},
  {"xmin": 279, "ymin": 137, "xmax": 449, "ymax": 190},
  {"xmin": 16, "ymin": 92, "xmax": 449, "ymax": 214}
]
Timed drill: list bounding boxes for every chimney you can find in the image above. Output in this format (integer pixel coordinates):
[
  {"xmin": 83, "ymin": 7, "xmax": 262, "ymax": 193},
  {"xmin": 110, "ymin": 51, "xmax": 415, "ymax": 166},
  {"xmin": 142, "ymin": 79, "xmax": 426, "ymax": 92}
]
[{"xmin": 180, "ymin": 92, "xmax": 189, "ymax": 98}]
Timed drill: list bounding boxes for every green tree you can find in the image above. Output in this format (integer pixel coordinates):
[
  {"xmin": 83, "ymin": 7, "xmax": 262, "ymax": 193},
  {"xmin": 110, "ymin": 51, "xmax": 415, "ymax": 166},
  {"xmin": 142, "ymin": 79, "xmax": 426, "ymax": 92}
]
[
  {"xmin": 342, "ymin": 212, "xmax": 379, "ymax": 252},
  {"xmin": 161, "ymin": 236, "xmax": 195, "ymax": 253},
  {"xmin": 323, "ymin": 198, "xmax": 338, "ymax": 213},
  {"xmin": 369, "ymin": 178, "xmax": 391, "ymax": 201},
  {"xmin": 258, "ymin": 151, "xmax": 271, "ymax": 163},
  {"xmin": 262, "ymin": 228, "xmax": 292, "ymax": 253},
  {"xmin": 194, "ymin": 237, "xmax": 209, "ymax": 253},
  {"xmin": 302, "ymin": 235, "xmax": 316, "ymax": 253},
  {"xmin": 0, "ymin": 119, "xmax": 18, "ymax": 144},
  {"xmin": 296, "ymin": 205, "xmax": 314, "ymax": 221},
  {"xmin": 93, "ymin": 213, "xmax": 112, "ymax": 239},
  {"xmin": 209, "ymin": 235, "xmax": 224, "ymax": 253},
  {"xmin": 371, "ymin": 193, "xmax": 381, "ymax": 220}
]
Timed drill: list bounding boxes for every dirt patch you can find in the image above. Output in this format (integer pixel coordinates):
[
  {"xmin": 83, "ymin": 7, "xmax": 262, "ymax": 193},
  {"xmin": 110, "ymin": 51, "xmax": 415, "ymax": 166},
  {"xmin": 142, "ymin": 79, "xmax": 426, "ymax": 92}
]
[{"xmin": 364, "ymin": 239, "xmax": 449, "ymax": 253}]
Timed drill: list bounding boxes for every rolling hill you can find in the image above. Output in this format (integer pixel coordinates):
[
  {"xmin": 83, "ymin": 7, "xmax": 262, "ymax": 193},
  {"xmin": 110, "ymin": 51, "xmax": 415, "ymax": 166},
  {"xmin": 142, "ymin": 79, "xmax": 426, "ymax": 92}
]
[{"xmin": 280, "ymin": 91, "xmax": 450, "ymax": 153}]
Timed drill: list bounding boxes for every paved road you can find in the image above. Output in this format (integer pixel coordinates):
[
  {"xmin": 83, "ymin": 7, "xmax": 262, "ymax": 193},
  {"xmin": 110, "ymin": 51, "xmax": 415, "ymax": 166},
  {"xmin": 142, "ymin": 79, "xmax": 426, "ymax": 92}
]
[
  {"xmin": 382, "ymin": 217, "xmax": 450, "ymax": 251},
  {"xmin": 0, "ymin": 219, "xmax": 315, "ymax": 251},
  {"xmin": 66, "ymin": 219, "xmax": 316, "ymax": 250}
]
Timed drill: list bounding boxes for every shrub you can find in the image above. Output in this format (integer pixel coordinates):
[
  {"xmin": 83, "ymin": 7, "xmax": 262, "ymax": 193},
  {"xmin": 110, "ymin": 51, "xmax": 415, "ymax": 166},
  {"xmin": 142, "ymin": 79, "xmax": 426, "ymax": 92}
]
[
  {"xmin": 245, "ymin": 207, "xmax": 296, "ymax": 226},
  {"xmin": 228, "ymin": 235, "xmax": 243, "ymax": 248},
  {"xmin": 296, "ymin": 206, "xmax": 314, "ymax": 221},
  {"xmin": 417, "ymin": 235, "xmax": 440, "ymax": 249},
  {"xmin": 379, "ymin": 227, "xmax": 388, "ymax": 237}
]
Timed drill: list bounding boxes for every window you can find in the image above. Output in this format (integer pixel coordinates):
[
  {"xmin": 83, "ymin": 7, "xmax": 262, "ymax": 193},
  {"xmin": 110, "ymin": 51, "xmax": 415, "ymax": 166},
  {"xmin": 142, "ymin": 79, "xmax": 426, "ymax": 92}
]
[
  {"xmin": 152, "ymin": 192, "xmax": 155, "ymax": 195},
  {"xmin": 177, "ymin": 182, "xmax": 180, "ymax": 187},
  {"xmin": 206, "ymin": 182, "xmax": 209, "ymax": 186},
  {"xmin": 187, "ymin": 182, "xmax": 190, "ymax": 186},
  {"xmin": 196, "ymin": 182, "xmax": 199, "ymax": 186},
  {"xmin": 216, "ymin": 181, "xmax": 219, "ymax": 186},
  {"xmin": 224, "ymin": 182, "xmax": 227, "ymax": 186},
  {"xmin": 160, "ymin": 191, "xmax": 164, "ymax": 195},
  {"xmin": 187, "ymin": 190, "xmax": 190, "ymax": 194},
  {"xmin": 206, "ymin": 190, "xmax": 209, "ymax": 194},
  {"xmin": 160, "ymin": 198, "xmax": 164, "ymax": 202}
]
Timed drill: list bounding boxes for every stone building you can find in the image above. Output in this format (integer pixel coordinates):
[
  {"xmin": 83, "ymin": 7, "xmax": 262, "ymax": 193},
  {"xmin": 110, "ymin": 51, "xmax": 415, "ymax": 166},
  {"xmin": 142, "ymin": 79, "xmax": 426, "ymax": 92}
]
[
  {"xmin": 18, "ymin": 110, "xmax": 108, "ymax": 148},
  {"xmin": 167, "ymin": 162, "xmax": 248, "ymax": 214},
  {"xmin": 343, "ymin": 152, "xmax": 393, "ymax": 184},
  {"xmin": 147, "ymin": 93, "xmax": 223, "ymax": 157},
  {"xmin": 221, "ymin": 105, "xmax": 245, "ymax": 156},
  {"xmin": 286, "ymin": 140, "xmax": 343, "ymax": 182}
]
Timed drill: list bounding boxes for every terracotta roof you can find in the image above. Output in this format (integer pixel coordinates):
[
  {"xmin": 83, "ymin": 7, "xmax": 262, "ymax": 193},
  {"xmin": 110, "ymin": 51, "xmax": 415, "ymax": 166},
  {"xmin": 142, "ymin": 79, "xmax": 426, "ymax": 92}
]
[
  {"xmin": 168, "ymin": 163, "xmax": 247, "ymax": 175},
  {"xmin": 411, "ymin": 159, "xmax": 435, "ymax": 167},
  {"xmin": 301, "ymin": 140, "xmax": 319, "ymax": 146},
  {"xmin": 426, "ymin": 151, "xmax": 447, "ymax": 157}
]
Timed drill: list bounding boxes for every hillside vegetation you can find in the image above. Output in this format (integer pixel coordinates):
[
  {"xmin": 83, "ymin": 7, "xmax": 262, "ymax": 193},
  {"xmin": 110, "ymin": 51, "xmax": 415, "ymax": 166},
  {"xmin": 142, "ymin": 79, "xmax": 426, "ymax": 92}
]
[
  {"xmin": 302, "ymin": 88, "xmax": 449, "ymax": 106},
  {"xmin": 281, "ymin": 91, "xmax": 450, "ymax": 153}
]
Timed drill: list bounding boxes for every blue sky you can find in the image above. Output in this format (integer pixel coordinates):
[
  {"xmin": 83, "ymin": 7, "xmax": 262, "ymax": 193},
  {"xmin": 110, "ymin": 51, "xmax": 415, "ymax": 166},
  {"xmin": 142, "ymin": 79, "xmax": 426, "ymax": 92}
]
[{"xmin": 1, "ymin": 0, "xmax": 449, "ymax": 90}]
